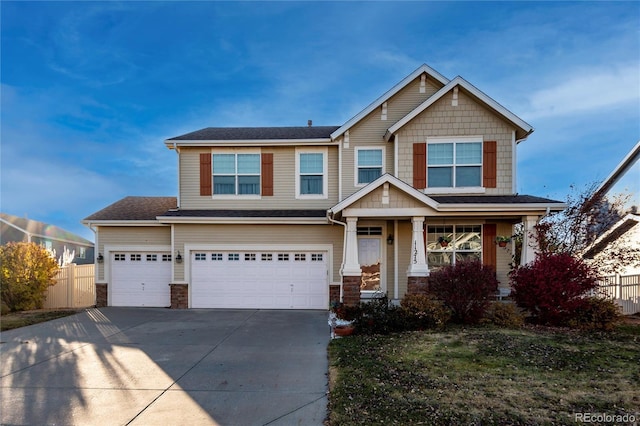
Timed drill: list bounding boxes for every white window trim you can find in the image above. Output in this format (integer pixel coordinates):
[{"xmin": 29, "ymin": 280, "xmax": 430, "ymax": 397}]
[
  {"xmin": 211, "ymin": 149, "xmax": 262, "ymax": 200},
  {"xmin": 354, "ymin": 146, "xmax": 385, "ymax": 187},
  {"xmin": 425, "ymin": 136, "xmax": 484, "ymax": 191},
  {"xmin": 295, "ymin": 147, "xmax": 328, "ymax": 199}
]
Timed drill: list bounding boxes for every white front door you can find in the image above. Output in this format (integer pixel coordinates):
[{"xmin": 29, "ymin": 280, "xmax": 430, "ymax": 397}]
[{"xmin": 358, "ymin": 238, "xmax": 381, "ymax": 292}]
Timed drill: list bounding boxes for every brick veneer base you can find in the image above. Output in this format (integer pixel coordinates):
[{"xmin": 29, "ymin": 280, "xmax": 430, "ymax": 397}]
[
  {"xmin": 170, "ymin": 284, "xmax": 188, "ymax": 309},
  {"xmin": 342, "ymin": 275, "xmax": 361, "ymax": 306},
  {"xmin": 95, "ymin": 283, "xmax": 108, "ymax": 307},
  {"xmin": 407, "ymin": 276, "xmax": 429, "ymax": 295},
  {"xmin": 329, "ymin": 284, "xmax": 341, "ymax": 305}
]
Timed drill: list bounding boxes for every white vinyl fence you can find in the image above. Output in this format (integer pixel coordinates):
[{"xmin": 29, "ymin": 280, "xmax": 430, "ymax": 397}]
[
  {"xmin": 597, "ymin": 274, "xmax": 640, "ymax": 315},
  {"xmin": 43, "ymin": 264, "xmax": 95, "ymax": 309}
]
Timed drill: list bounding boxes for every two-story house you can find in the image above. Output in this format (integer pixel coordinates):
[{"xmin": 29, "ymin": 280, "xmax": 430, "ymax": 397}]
[{"xmin": 83, "ymin": 64, "xmax": 565, "ymax": 309}]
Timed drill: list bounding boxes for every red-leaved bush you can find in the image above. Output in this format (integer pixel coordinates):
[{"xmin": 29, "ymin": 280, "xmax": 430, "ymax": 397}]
[
  {"xmin": 428, "ymin": 259, "xmax": 498, "ymax": 324},
  {"xmin": 510, "ymin": 253, "xmax": 599, "ymax": 326}
]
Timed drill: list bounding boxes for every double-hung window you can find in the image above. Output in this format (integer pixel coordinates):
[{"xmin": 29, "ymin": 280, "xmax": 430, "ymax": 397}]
[
  {"xmin": 356, "ymin": 148, "xmax": 383, "ymax": 185},
  {"xmin": 427, "ymin": 137, "xmax": 482, "ymax": 188},
  {"xmin": 296, "ymin": 148, "xmax": 327, "ymax": 198},
  {"xmin": 212, "ymin": 153, "xmax": 260, "ymax": 195}
]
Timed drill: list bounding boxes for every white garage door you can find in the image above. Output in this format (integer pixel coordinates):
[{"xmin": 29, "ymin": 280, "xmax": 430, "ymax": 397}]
[
  {"xmin": 191, "ymin": 250, "xmax": 328, "ymax": 309},
  {"xmin": 111, "ymin": 252, "xmax": 172, "ymax": 307}
]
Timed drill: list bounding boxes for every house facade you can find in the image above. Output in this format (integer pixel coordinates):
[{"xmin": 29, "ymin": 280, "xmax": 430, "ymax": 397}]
[
  {"xmin": 1, "ymin": 213, "xmax": 95, "ymax": 265},
  {"xmin": 83, "ymin": 64, "xmax": 564, "ymax": 309}
]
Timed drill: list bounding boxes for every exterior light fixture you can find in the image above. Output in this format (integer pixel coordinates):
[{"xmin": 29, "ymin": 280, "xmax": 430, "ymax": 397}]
[
  {"xmin": 175, "ymin": 251, "xmax": 183, "ymax": 263},
  {"xmin": 97, "ymin": 253, "xmax": 104, "ymax": 263},
  {"xmin": 387, "ymin": 235, "xmax": 394, "ymax": 245}
]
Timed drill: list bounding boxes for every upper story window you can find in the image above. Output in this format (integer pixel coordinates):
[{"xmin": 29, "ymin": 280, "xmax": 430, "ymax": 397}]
[
  {"xmin": 427, "ymin": 137, "xmax": 482, "ymax": 188},
  {"xmin": 356, "ymin": 147, "xmax": 383, "ymax": 185},
  {"xmin": 213, "ymin": 153, "xmax": 260, "ymax": 195},
  {"xmin": 296, "ymin": 147, "xmax": 327, "ymax": 199}
]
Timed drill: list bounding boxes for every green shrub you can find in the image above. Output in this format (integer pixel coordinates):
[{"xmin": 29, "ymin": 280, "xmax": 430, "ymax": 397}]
[
  {"xmin": 568, "ymin": 297, "xmax": 623, "ymax": 331},
  {"xmin": 0, "ymin": 242, "xmax": 59, "ymax": 312},
  {"xmin": 482, "ymin": 302, "xmax": 524, "ymax": 328},
  {"xmin": 352, "ymin": 296, "xmax": 406, "ymax": 335},
  {"xmin": 400, "ymin": 294, "xmax": 451, "ymax": 329}
]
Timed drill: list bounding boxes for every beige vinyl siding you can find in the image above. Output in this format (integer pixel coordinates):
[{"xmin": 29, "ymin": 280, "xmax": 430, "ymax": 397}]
[
  {"xmin": 342, "ymin": 76, "xmax": 442, "ymax": 199},
  {"xmin": 173, "ymin": 223, "xmax": 344, "ymax": 282},
  {"xmin": 180, "ymin": 146, "xmax": 339, "ymax": 209},
  {"xmin": 96, "ymin": 226, "xmax": 171, "ymax": 280},
  {"xmin": 396, "ymin": 89, "xmax": 515, "ymax": 195},
  {"xmin": 396, "ymin": 220, "xmax": 413, "ymax": 298},
  {"xmin": 495, "ymin": 222, "xmax": 515, "ymax": 286}
]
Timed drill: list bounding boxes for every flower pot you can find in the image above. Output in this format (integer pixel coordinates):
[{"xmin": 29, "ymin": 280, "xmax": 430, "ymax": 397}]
[
  {"xmin": 334, "ymin": 325, "xmax": 355, "ymax": 336},
  {"xmin": 498, "ymin": 241, "xmax": 507, "ymax": 248},
  {"xmin": 440, "ymin": 241, "xmax": 449, "ymax": 247}
]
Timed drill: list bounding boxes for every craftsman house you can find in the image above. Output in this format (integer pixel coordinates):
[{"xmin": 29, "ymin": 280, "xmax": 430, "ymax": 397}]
[{"xmin": 83, "ymin": 64, "xmax": 564, "ymax": 309}]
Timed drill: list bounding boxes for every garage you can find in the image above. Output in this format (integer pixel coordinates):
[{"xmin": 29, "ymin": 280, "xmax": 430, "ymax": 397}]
[
  {"xmin": 190, "ymin": 250, "xmax": 328, "ymax": 309},
  {"xmin": 110, "ymin": 252, "xmax": 172, "ymax": 307}
]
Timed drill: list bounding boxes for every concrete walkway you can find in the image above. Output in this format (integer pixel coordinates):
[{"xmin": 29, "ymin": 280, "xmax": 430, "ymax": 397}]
[{"xmin": 0, "ymin": 308, "xmax": 330, "ymax": 425}]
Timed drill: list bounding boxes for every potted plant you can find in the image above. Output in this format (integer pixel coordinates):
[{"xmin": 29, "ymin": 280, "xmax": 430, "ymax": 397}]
[
  {"xmin": 438, "ymin": 236, "xmax": 452, "ymax": 247},
  {"xmin": 328, "ymin": 302, "xmax": 357, "ymax": 337},
  {"xmin": 496, "ymin": 236, "xmax": 511, "ymax": 247}
]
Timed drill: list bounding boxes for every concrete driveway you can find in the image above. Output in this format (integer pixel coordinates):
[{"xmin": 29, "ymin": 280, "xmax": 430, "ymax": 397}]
[{"xmin": 0, "ymin": 308, "xmax": 330, "ymax": 425}]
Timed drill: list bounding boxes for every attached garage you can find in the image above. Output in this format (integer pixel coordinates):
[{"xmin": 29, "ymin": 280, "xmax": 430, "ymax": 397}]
[
  {"xmin": 190, "ymin": 250, "xmax": 329, "ymax": 309},
  {"xmin": 111, "ymin": 252, "xmax": 172, "ymax": 307}
]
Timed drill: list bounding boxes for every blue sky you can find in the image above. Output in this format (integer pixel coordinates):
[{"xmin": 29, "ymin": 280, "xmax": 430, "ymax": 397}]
[{"xmin": 2, "ymin": 1, "xmax": 639, "ymax": 241}]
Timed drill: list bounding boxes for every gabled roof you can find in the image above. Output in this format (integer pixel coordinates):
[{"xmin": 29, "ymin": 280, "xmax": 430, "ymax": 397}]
[
  {"xmin": 594, "ymin": 140, "xmax": 640, "ymax": 198},
  {"xmin": 0, "ymin": 212, "xmax": 93, "ymax": 246},
  {"xmin": 384, "ymin": 76, "xmax": 534, "ymax": 142},
  {"xmin": 83, "ymin": 196, "xmax": 177, "ymax": 223},
  {"xmin": 330, "ymin": 64, "xmax": 450, "ymax": 140},
  {"xmin": 329, "ymin": 174, "xmax": 441, "ymax": 215},
  {"xmin": 582, "ymin": 214, "xmax": 640, "ymax": 259},
  {"xmin": 329, "ymin": 174, "xmax": 566, "ymax": 216},
  {"xmin": 166, "ymin": 126, "xmax": 340, "ymax": 147}
]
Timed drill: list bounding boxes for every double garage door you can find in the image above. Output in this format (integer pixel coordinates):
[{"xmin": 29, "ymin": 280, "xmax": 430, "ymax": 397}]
[
  {"xmin": 110, "ymin": 249, "xmax": 328, "ymax": 309},
  {"xmin": 191, "ymin": 250, "xmax": 328, "ymax": 309}
]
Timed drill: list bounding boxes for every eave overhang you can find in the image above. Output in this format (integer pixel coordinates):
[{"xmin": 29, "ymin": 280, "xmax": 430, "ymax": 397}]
[
  {"xmin": 165, "ymin": 138, "xmax": 337, "ymax": 149},
  {"xmin": 582, "ymin": 214, "xmax": 640, "ymax": 259}
]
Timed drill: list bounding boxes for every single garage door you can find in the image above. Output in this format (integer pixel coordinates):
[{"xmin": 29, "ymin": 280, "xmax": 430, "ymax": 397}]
[
  {"xmin": 111, "ymin": 252, "xmax": 172, "ymax": 307},
  {"xmin": 191, "ymin": 250, "xmax": 328, "ymax": 309}
]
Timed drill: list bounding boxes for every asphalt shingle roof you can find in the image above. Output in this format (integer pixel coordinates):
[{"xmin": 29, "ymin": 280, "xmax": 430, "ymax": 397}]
[
  {"xmin": 431, "ymin": 195, "xmax": 564, "ymax": 204},
  {"xmin": 167, "ymin": 126, "xmax": 341, "ymax": 141},
  {"xmin": 83, "ymin": 196, "xmax": 178, "ymax": 221}
]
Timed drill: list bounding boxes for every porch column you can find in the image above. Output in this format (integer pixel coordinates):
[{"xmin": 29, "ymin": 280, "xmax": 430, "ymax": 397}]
[
  {"xmin": 342, "ymin": 217, "xmax": 362, "ymax": 306},
  {"xmin": 520, "ymin": 215, "xmax": 539, "ymax": 266},
  {"xmin": 407, "ymin": 216, "xmax": 429, "ymax": 277}
]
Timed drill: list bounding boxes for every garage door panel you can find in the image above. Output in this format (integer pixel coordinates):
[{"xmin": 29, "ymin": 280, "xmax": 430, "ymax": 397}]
[
  {"xmin": 111, "ymin": 253, "xmax": 171, "ymax": 307},
  {"xmin": 191, "ymin": 251, "xmax": 328, "ymax": 309}
]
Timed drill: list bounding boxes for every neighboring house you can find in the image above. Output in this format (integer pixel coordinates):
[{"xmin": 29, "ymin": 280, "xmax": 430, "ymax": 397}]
[
  {"xmin": 1, "ymin": 212, "xmax": 95, "ymax": 265},
  {"xmin": 83, "ymin": 64, "xmax": 565, "ymax": 309},
  {"xmin": 583, "ymin": 141, "xmax": 640, "ymax": 275}
]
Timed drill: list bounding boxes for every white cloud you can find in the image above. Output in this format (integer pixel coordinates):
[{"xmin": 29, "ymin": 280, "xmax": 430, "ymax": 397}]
[{"xmin": 523, "ymin": 63, "xmax": 640, "ymax": 120}]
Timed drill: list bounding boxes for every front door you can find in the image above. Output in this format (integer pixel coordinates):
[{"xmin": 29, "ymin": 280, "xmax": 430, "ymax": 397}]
[{"xmin": 358, "ymin": 237, "xmax": 381, "ymax": 292}]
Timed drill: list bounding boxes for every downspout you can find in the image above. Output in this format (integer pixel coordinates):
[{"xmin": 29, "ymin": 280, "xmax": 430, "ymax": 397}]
[{"xmin": 326, "ymin": 210, "xmax": 347, "ymax": 303}]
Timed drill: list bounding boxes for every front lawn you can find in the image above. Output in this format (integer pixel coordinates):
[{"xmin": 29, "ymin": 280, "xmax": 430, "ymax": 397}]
[{"xmin": 328, "ymin": 324, "xmax": 640, "ymax": 425}]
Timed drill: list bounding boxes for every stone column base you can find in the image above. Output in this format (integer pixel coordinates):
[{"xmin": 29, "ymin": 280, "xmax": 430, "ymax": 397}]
[
  {"xmin": 407, "ymin": 276, "xmax": 429, "ymax": 295},
  {"xmin": 342, "ymin": 275, "xmax": 361, "ymax": 306},
  {"xmin": 170, "ymin": 284, "xmax": 188, "ymax": 309},
  {"xmin": 95, "ymin": 283, "xmax": 108, "ymax": 307}
]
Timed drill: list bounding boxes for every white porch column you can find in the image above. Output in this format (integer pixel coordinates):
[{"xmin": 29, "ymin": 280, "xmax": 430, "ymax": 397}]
[
  {"xmin": 407, "ymin": 216, "xmax": 429, "ymax": 276},
  {"xmin": 342, "ymin": 217, "xmax": 362, "ymax": 276},
  {"xmin": 520, "ymin": 215, "xmax": 539, "ymax": 266}
]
